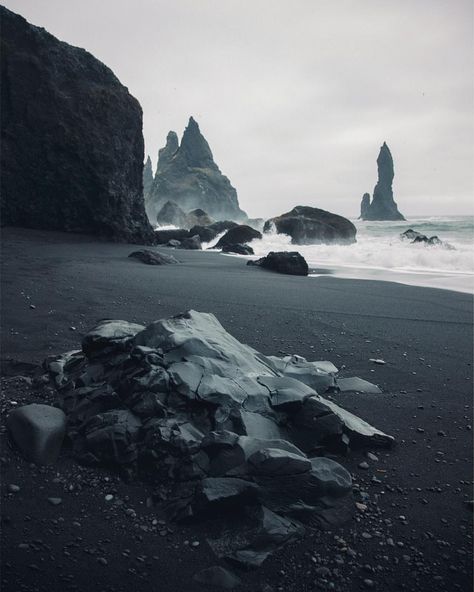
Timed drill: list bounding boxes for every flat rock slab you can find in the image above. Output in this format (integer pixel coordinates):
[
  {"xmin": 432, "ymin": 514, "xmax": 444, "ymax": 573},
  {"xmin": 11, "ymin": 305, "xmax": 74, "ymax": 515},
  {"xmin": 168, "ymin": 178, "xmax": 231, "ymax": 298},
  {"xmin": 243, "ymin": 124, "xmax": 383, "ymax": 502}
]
[
  {"xmin": 337, "ymin": 377, "xmax": 382, "ymax": 394},
  {"xmin": 7, "ymin": 404, "xmax": 66, "ymax": 464},
  {"xmin": 128, "ymin": 250, "xmax": 179, "ymax": 265}
]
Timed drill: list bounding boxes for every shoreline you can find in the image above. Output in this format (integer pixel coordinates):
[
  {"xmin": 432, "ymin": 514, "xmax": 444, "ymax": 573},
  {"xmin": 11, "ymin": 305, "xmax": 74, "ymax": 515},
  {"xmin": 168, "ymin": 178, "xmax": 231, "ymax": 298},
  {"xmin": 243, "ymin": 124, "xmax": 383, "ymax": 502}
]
[{"xmin": 1, "ymin": 226, "xmax": 473, "ymax": 592}]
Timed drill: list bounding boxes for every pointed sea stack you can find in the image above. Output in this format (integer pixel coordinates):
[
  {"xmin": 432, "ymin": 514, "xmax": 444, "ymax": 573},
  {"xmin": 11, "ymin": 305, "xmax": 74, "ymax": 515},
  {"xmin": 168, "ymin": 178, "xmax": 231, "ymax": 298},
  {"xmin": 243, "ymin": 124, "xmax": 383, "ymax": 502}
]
[
  {"xmin": 143, "ymin": 156, "xmax": 154, "ymax": 198},
  {"xmin": 147, "ymin": 117, "xmax": 247, "ymax": 222},
  {"xmin": 0, "ymin": 6, "xmax": 154, "ymax": 243},
  {"xmin": 360, "ymin": 143, "xmax": 405, "ymax": 221}
]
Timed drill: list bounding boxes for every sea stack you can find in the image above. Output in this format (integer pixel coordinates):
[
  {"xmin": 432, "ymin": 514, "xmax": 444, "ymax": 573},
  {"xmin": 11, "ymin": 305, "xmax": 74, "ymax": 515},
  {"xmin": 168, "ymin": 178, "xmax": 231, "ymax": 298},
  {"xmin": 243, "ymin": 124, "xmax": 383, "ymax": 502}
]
[
  {"xmin": 143, "ymin": 156, "xmax": 154, "ymax": 203},
  {"xmin": 146, "ymin": 117, "xmax": 247, "ymax": 223},
  {"xmin": 360, "ymin": 143, "xmax": 405, "ymax": 221},
  {"xmin": 0, "ymin": 7, "xmax": 154, "ymax": 243}
]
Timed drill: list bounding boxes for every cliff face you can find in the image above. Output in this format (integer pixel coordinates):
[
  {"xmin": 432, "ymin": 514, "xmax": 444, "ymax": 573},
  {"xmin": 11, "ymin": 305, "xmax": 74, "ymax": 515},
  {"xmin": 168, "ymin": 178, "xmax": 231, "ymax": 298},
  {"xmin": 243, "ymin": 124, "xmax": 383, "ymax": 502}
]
[
  {"xmin": 360, "ymin": 143, "xmax": 405, "ymax": 221},
  {"xmin": 0, "ymin": 6, "xmax": 154, "ymax": 243},
  {"xmin": 146, "ymin": 117, "xmax": 247, "ymax": 222}
]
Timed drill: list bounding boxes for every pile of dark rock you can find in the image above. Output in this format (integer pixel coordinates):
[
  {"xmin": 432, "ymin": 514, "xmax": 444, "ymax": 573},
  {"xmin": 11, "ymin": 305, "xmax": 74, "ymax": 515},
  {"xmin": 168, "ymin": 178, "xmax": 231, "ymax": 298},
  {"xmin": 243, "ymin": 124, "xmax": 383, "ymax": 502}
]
[
  {"xmin": 156, "ymin": 201, "xmax": 213, "ymax": 230},
  {"xmin": 27, "ymin": 310, "xmax": 394, "ymax": 569},
  {"xmin": 400, "ymin": 229, "xmax": 455, "ymax": 250}
]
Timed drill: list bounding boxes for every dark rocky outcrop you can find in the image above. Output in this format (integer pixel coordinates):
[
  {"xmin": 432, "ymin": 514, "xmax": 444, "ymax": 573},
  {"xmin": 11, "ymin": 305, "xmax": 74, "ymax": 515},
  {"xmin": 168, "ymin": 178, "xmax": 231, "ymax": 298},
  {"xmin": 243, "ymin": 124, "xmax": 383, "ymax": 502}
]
[
  {"xmin": 247, "ymin": 251, "xmax": 309, "ymax": 276},
  {"xmin": 188, "ymin": 220, "xmax": 239, "ymax": 244},
  {"xmin": 156, "ymin": 201, "xmax": 188, "ymax": 228},
  {"xmin": 264, "ymin": 206, "xmax": 356, "ymax": 245},
  {"xmin": 222, "ymin": 244, "xmax": 254, "ymax": 255},
  {"xmin": 128, "ymin": 250, "xmax": 179, "ymax": 265},
  {"xmin": 147, "ymin": 117, "xmax": 247, "ymax": 222},
  {"xmin": 143, "ymin": 156, "xmax": 154, "ymax": 205},
  {"xmin": 155, "ymin": 229, "xmax": 190, "ymax": 244},
  {"xmin": 360, "ymin": 193, "xmax": 371, "ymax": 219},
  {"xmin": 178, "ymin": 235, "xmax": 202, "ymax": 250},
  {"xmin": 44, "ymin": 310, "xmax": 393, "ymax": 566},
  {"xmin": 400, "ymin": 229, "xmax": 455, "ymax": 250},
  {"xmin": 360, "ymin": 143, "xmax": 405, "ymax": 221},
  {"xmin": 0, "ymin": 6, "xmax": 154, "ymax": 243},
  {"xmin": 215, "ymin": 225, "xmax": 262, "ymax": 249}
]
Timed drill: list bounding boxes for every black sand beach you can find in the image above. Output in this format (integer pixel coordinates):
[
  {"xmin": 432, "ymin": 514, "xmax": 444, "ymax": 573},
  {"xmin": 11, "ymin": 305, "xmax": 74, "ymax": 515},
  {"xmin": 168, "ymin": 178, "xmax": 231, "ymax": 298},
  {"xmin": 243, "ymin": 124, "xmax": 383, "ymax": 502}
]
[{"xmin": 1, "ymin": 227, "xmax": 473, "ymax": 592}]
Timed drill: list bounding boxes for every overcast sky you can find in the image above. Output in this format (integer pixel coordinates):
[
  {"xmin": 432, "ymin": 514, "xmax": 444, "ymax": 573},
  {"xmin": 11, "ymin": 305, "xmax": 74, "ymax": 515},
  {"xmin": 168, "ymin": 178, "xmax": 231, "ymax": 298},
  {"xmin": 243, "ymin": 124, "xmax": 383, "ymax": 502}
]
[{"xmin": 4, "ymin": 0, "xmax": 473, "ymax": 218}]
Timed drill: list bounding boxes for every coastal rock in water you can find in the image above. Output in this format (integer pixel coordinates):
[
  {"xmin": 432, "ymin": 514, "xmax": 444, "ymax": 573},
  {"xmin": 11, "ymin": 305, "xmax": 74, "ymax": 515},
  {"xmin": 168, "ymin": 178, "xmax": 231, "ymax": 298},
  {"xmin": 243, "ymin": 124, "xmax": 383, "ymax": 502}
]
[
  {"xmin": 143, "ymin": 156, "xmax": 154, "ymax": 205},
  {"xmin": 45, "ymin": 310, "xmax": 395, "ymax": 566},
  {"xmin": 186, "ymin": 209, "xmax": 213, "ymax": 228},
  {"xmin": 400, "ymin": 229, "xmax": 455, "ymax": 250},
  {"xmin": 0, "ymin": 6, "xmax": 154, "ymax": 243},
  {"xmin": 7, "ymin": 404, "xmax": 66, "ymax": 465},
  {"xmin": 360, "ymin": 143, "xmax": 405, "ymax": 221},
  {"xmin": 128, "ymin": 250, "xmax": 179, "ymax": 265},
  {"xmin": 247, "ymin": 251, "xmax": 309, "ymax": 276},
  {"xmin": 147, "ymin": 117, "xmax": 247, "ymax": 222},
  {"xmin": 359, "ymin": 193, "xmax": 371, "ymax": 219},
  {"xmin": 264, "ymin": 206, "xmax": 356, "ymax": 245},
  {"xmin": 215, "ymin": 225, "xmax": 262, "ymax": 249},
  {"xmin": 222, "ymin": 244, "xmax": 254, "ymax": 255}
]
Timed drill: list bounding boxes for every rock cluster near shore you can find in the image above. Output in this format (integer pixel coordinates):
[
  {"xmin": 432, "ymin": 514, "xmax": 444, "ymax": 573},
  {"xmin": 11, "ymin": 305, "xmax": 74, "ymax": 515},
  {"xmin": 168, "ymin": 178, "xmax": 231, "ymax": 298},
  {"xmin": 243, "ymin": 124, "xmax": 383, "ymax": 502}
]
[
  {"xmin": 359, "ymin": 143, "xmax": 405, "ymax": 221},
  {"xmin": 400, "ymin": 229, "xmax": 455, "ymax": 250},
  {"xmin": 38, "ymin": 310, "xmax": 393, "ymax": 568},
  {"xmin": 146, "ymin": 118, "xmax": 247, "ymax": 223},
  {"xmin": 0, "ymin": 6, "xmax": 154, "ymax": 243}
]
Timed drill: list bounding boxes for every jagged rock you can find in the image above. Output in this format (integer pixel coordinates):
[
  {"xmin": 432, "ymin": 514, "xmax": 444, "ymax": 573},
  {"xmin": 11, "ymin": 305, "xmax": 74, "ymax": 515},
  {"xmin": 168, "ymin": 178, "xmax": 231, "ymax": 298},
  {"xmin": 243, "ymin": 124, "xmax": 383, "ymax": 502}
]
[
  {"xmin": 400, "ymin": 228, "xmax": 424, "ymax": 241},
  {"xmin": 264, "ymin": 206, "xmax": 356, "ymax": 245},
  {"xmin": 222, "ymin": 244, "xmax": 254, "ymax": 255},
  {"xmin": 215, "ymin": 225, "xmax": 262, "ymax": 249},
  {"xmin": 207, "ymin": 505, "xmax": 304, "ymax": 568},
  {"xmin": 143, "ymin": 156, "xmax": 154, "ymax": 205},
  {"xmin": 360, "ymin": 143, "xmax": 405, "ymax": 221},
  {"xmin": 359, "ymin": 193, "xmax": 371, "ymax": 219},
  {"xmin": 155, "ymin": 229, "xmax": 190, "ymax": 244},
  {"xmin": 187, "ymin": 209, "xmax": 213, "ymax": 228},
  {"xmin": 156, "ymin": 201, "xmax": 188, "ymax": 228},
  {"xmin": 45, "ymin": 310, "xmax": 395, "ymax": 567},
  {"xmin": 247, "ymin": 252, "xmax": 308, "ymax": 276},
  {"xmin": 400, "ymin": 229, "xmax": 455, "ymax": 249},
  {"xmin": 193, "ymin": 566, "xmax": 241, "ymax": 589},
  {"xmin": 178, "ymin": 235, "xmax": 202, "ymax": 250},
  {"xmin": 0, "ymin": 6, "xmax": 154, "ymax": 243},
  {"xmin": 147, "ymin": 117, "xmax": 247, "ymax": 222},
  {"xmin": 7, "ymin": 404, "xmax": 66, "ymax": 464},
  {"xmin": 128, "ymin": 250, "xmax": 179, "ymax": 265}
]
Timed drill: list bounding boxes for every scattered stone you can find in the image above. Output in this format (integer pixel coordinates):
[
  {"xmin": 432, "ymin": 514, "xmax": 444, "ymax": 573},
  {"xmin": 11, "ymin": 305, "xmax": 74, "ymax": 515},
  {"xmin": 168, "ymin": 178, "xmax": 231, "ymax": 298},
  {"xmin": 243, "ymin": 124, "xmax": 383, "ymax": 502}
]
[
  {"xmin": 7, "ymin": 484, "xmax": 20, "ymax": 493},
  {"xmin": 128, "ymin": 250, "xmax": 179, "ymax": 265},
  {"xmin": 7, "ymin": 404, "xmax": 66, "ymax": 464},
  {"xmin": 47, "ymin": 497, "xmax": 62, "ymax": 506},
  {"xmin": 369, "ymin": 359, "xmax": 386, "ymax": 365},
  {"xmin": 358, "ymin": 461, "xmax": 369, "ymax": 470}
]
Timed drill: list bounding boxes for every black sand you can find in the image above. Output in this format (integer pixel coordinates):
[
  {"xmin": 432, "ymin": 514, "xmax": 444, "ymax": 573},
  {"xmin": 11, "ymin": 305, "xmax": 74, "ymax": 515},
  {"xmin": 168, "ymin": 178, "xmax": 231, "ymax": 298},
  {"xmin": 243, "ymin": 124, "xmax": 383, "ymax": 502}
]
[{"xmin": 1, "ymin": 227, "xmax": 473, "ymax": 592}]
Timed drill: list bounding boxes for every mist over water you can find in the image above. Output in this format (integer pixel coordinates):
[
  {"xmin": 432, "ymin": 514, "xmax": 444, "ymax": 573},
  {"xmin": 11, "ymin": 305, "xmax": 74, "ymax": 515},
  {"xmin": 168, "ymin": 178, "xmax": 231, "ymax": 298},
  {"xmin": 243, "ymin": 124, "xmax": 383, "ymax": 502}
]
[{"xmin": 202, "ymin": 216, "xmax": 474, "ymax": 294}]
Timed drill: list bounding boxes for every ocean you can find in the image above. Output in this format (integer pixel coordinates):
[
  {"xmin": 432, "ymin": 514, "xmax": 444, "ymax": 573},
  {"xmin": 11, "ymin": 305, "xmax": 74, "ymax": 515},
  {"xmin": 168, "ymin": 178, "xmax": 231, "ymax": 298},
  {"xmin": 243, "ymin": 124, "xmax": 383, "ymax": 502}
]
[{"xmin": 211, "ymin": 216, "xmax": 474, "ymax": 294}]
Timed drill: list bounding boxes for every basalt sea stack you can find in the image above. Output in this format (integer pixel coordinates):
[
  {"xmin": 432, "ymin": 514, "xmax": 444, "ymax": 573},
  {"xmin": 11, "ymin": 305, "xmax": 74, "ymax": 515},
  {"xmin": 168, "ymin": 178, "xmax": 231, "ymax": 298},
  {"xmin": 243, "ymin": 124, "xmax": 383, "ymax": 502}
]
[
  {"xmin": 147, "ymin": 117, "xmax": 247, "ymax": 223},
  {"xmin": 359, "ymin": 143, "xmax": 405, "ymax": 221},
  {"xmin": 0, "ymin": 6, "xmax": 154, "ymax": 243}
]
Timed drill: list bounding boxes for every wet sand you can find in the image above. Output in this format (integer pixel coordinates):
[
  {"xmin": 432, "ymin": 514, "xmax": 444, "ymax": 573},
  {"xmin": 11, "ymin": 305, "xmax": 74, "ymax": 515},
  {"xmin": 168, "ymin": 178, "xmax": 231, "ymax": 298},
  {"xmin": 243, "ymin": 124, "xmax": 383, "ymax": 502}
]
[{"xmin": 1, "ymin": 227, "xmax": 473, "ymax": 592}]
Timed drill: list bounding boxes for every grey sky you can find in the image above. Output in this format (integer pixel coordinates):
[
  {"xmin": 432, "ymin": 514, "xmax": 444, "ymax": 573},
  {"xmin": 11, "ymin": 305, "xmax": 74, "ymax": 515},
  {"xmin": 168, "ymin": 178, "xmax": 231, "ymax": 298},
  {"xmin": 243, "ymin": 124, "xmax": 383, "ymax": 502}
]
[{"xmin": 3, "ymin": 0, "xmax": 473, "ymax": 218}]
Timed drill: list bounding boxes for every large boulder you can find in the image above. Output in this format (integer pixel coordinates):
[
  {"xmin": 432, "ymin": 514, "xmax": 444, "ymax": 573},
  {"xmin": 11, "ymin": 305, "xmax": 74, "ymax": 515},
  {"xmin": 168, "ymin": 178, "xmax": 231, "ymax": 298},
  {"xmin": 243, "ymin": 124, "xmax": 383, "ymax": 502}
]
[
  {"xmin": 0, "ymin": 6, "xmax": 154, "ymax": 243},
  {"xmin": 7, "ymin": 404, "xmax": 66, "ymax": 464},
  {"xmin": 156, "ymin": 201, "xmax": 188, "ymax": 228},
  {"xmin": 359, "ymin": 142, "xmax": 405, "ymax": 221},
  {"xmin": 222, "ymin": 244, "xmax": 254, "ymax": 255},
  {"xmin": 264, "ymin": 206, "xmax": 356, "ymax": 245},
  {"xmin": 146, "ymin": 117, "xmax": 247, "ymax": 222},
  {"xmin": 247, "ymin": 251, "xmax": 308, "ymax": 276},
  {"xmin": 215, "ymin": 225, "xmax": 262, "ymax": 249}
]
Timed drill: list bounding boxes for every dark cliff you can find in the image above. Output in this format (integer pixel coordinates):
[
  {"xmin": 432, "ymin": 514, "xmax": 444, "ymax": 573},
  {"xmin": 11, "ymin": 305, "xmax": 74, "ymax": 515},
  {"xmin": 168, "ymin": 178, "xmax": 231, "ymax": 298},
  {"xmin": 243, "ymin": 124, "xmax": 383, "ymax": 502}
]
[{"xmin": 0, "ymin": 6, "xmax": 154, "ymax": 242}]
